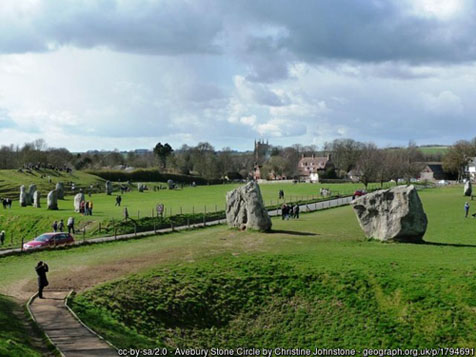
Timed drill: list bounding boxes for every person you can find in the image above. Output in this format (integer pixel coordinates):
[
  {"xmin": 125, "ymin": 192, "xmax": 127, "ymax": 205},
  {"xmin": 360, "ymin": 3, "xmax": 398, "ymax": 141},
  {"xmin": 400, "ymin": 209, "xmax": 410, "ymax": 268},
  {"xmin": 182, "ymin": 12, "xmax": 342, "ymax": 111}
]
[
  {"xmin": 294, "ymin": 204, "xmax": 300, "ymax": 219},
  {"xmin": 465, "ymin": 202, "xmax": 470, "ymax": 218},
  {"xmin": 58, "ymin": 220, "xmax": 64, "ymax": 232},
  {"xmin": 281, "ymin": 203, "xmax": 287, "ymax": 220},
  {"xmin": 67, "ymin": 217, "xmax": 75, "ymax": 234},
  {"xmin": 124, "ymin": 207, "xmax": 129, "ymax": 220},
  {"xmin": 89, "ymin": 201, "xmax": 93, "ymax": 215},
  {"xmin": 35, "ymin": 261, "xmax": 49, "ymax": 299},
  {"xmin": 0, "ymin": 231, "xmax": 4, "ymax": 245},
  {"xmin": 84, "ymin": 201, "xmax": 90, "ymax": 216},
  {"xmin": 52, "ymin": 221, "xmax": 58, "ymax": 232},
  {"xmin": 80, "ymin": 201, "xmax": 85, "ymax": 215},
  {"xmin": 115, "ymin": 195, "xmax": 122, "ymax": 207}
]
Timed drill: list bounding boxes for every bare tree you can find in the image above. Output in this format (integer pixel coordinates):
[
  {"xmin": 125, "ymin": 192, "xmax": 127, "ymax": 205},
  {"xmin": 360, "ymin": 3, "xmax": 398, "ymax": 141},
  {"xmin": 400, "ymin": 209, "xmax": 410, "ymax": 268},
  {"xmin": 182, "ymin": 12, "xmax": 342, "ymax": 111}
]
[{"xmin": 356, "ymin": 143, "xmax": 381, "ymax": 189}]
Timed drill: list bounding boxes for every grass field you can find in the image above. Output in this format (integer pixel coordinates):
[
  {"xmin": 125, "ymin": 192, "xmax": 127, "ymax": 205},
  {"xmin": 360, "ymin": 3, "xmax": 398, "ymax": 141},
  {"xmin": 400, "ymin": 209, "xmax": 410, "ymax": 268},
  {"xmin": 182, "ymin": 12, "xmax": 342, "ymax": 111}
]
[
  {"xmin": 0, "ymin": 169, "xmax": 104, "ymax": 199},
  {"xmin": 418, "ymin": 146, "xmax": 449, "ymax": 156},
  {"xmin": 0, "ymin": 185, "xmax": 474, "ymax": 351},
  {"xmin": 0, "ymin": 181, "xmax": 390, "ymax": 248}
]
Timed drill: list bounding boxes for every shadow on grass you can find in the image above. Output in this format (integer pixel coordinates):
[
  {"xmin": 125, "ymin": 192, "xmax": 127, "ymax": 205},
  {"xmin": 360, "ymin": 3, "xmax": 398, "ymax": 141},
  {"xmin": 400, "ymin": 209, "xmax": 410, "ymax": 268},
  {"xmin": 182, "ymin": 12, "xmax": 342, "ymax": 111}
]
[
  {"xmin": 422, "ymin": 241, "xmax": 476, "ymax": 248},
  {"xmin": 270, "ymin": 229, "xmax": 318, "ymax": 236}
]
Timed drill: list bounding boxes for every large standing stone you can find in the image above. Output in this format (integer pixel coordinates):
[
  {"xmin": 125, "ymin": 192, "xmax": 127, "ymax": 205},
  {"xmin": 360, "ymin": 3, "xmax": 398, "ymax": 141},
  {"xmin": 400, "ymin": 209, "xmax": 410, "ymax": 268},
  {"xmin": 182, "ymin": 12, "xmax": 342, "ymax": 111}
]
[
  {"xmin": 464, "ymin": 181, "xmax": 472, "ymax": 196},
  {"xmin": 138, "ymin": 183, "xmax": 145, "ymax": 192},
  {"xmin": 105, "ymin": 181, "xmax": 113, "ymax": 195},
  {"xmin": 19, "ymin": 185, "xmax": 28, "ymax": 207},
  {"xmin": 33, "ymin": 191, "xmax": 41, "ymax": 208},
  {"xmin": 27, "ymin": 184, "xmax": 36, "ymax": 205},
  {"xmin": 47, "ymin": 190, "xmax": 58, "ymax": 210},
  {"xmin": 74, "ymin": 193, "xmax": 85, "ymax": 212},
  {"xmin": 55, "ymin": 182, "xmax": 64, "ymax": 199},
  {"xmin": 226, "ymin": 181, "xmax": 272, "ymax": 231},
  {"xmin": 351, "ymin": 185, "xmax": 427, "ymax": 242}
]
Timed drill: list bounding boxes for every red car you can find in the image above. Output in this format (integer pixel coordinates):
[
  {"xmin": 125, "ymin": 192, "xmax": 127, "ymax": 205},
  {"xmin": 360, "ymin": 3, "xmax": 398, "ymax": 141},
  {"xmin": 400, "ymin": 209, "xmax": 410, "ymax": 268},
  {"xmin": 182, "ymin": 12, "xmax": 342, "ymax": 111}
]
[
  {"xmin": 352, "ymin": 190, "xmax": 366, "ymax": 199},
  {"xmin": 23, "ymin": 232, "xmax": 75, "ymax": 251}
]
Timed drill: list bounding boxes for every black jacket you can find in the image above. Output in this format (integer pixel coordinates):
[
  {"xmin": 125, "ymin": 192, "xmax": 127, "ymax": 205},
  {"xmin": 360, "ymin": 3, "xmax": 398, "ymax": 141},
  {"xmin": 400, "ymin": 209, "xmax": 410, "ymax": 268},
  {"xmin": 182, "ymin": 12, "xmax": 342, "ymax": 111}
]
[{"xmin": 36, "ymin": 263, "xmax": 49, "ymax": 287}]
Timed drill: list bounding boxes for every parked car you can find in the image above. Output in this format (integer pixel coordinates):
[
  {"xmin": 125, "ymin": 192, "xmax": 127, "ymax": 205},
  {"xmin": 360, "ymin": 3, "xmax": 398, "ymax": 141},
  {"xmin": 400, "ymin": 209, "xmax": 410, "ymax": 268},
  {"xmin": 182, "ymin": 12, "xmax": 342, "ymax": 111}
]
[
  {"xmin": 352, "ymin": 190, "xmax": 366, "ymax": 199},
  {"xmin": 23, "ymin": 232, "xmax": 75, "ymax": 250}
]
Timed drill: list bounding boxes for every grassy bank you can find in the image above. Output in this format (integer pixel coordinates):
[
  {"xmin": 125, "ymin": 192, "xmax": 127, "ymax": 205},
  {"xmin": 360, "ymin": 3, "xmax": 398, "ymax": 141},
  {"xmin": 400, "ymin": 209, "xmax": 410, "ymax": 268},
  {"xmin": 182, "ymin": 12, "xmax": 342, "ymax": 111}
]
[{"xmin": 0, "ymin": 295, "xmax": 43, "ymax": 356}]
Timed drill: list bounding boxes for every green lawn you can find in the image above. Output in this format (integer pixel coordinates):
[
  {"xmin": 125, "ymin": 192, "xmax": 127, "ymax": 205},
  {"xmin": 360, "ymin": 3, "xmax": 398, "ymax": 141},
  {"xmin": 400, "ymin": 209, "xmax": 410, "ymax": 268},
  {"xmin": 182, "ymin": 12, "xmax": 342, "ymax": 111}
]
[
  {"xmin": 0, "ymin": 185, "xmax": 474, "ymax": 350},
  {"xmin": 0, "ymin": 181, "xmax": 388, "ymax": 249},
  {"xmin": 0, "ymin": 169, "xmax": 104, "ymax": 198},
  {"xmin": 0, "ymin": 295, "xmax": 43, "ymax": 356}
]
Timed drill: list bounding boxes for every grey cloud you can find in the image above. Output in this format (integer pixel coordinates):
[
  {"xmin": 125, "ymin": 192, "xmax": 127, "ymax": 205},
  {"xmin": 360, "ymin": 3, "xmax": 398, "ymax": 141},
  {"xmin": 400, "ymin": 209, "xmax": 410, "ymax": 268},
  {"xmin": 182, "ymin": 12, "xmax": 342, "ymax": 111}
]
[{"xmin": 3, "ymin": 0, "xmax": 476, "ymax": 67}]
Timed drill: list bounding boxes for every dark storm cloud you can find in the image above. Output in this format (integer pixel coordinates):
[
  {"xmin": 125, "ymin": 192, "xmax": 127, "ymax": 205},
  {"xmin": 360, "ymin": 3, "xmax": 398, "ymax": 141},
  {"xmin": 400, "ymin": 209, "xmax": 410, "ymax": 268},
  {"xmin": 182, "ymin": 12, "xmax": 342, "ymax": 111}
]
[{"xmin": 2, "ymin": 0, "xmax": 476, "ymax": 65}]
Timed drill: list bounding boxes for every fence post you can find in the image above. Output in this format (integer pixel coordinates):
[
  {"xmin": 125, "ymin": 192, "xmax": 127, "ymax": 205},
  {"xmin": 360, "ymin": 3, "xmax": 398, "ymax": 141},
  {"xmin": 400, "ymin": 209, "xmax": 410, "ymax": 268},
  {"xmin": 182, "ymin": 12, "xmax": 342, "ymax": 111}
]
[
  {"xmin": 203, "ymin": 213, "xmax": 206, "ymax": 227},
  {"xmin": 83, "ymin": 228, "xmax": 86, "ymax": 242},
  {"xmin": 134, "ymin": 224, "xmax": 137, "ymax": 236},
  {"xmin": 187, "ymin": 218, "xmax": 190, "ymax": 229},
  {"xmin": 154, "ymin": 221, "xmax": 156, "ymax": 234},
  {"xmin": 99, "ymin": 222, "xmax": 101, "ymax": 234},
  {"xmin": 192, "ymin": 206, "xmax": 194, "ymax": 214},
  {"xmin": 21, "ymin": 237, "xmax": 24, "ymax": 252},
  {"xmin": 171, "ymin": 221, "xmax": 174, "ymax": 232},
  {"xmin": 180, "ymin": 207, "xmax": 183, "ymax": 215},
  {"xmin": 114, "ymin": 227, "xmax": 117, "ymax": 240}
]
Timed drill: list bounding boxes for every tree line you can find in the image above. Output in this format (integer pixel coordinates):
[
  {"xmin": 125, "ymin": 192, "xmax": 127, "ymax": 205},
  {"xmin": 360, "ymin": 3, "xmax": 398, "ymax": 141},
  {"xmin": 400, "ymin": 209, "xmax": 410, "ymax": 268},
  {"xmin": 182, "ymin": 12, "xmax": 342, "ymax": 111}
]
[{"xmin": 0, "ymin": 138, "xmax": 469, "ymax": 185}]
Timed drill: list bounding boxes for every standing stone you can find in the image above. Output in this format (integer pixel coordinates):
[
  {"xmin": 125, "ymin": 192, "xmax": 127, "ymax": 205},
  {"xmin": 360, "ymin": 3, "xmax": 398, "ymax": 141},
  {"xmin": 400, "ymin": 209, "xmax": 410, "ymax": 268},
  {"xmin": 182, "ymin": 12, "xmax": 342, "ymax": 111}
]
[
  {"xmin": 351, "ymin": 185, "xmax": 427, "ymax": 242},
  {"xmin": 47, "ymin": 190, "xmax": 58, "ymax": 210},
  {"xmin": 226, "ymin": 181, "xmax": 272, "ymax": 231},
  {"xmin": 138, "ymin": 183, "xmax": 145, "ymax": 192},
  {"xmin": 27, "ymin": 184, "xmax": 36, "ymax": 205},
  {"xmin": 106, "ymin": 181, "xmax": 113, "ymax": 195},
  {"xmin": 464, "ymin": 181, "xmax": 472, "ymax": 196},
  {"xmin": 55, "ymin": 182, "xmax": 64, "ymax": 199},
  {"xmin": 33, "ymin": 191, "xmax": 41, "ymax": 208},
  {"xmin": 74, "ymin": 193, "xmax": 85, "ymax": 212},
  {"xmin": 19, "ymin": 185, "xmax": 28, "ymax": 207}
]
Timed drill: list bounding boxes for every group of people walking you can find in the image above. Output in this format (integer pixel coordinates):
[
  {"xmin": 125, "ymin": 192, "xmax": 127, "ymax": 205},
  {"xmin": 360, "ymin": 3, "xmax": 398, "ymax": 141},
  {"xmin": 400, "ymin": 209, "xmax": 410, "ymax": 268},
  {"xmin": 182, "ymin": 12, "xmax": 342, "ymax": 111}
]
[
  {"xmin": 281, "ymin": 203, "xmax": 300, "ymax": 220},
  {"xmin": 79, "ymin": 200, "xmax": 93, "ymax": 215},
  {"xmin": 52, "ymin": 217, "xmax": 75, "ymax": 233}
]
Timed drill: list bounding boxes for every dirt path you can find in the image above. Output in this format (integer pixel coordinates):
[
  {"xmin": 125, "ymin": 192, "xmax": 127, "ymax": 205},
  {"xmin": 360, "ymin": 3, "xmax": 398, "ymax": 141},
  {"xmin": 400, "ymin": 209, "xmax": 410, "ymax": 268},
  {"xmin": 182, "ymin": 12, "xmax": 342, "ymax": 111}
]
[{"xmin": 29, "ymin": 290, "xmax": 117, "ymax": 357}]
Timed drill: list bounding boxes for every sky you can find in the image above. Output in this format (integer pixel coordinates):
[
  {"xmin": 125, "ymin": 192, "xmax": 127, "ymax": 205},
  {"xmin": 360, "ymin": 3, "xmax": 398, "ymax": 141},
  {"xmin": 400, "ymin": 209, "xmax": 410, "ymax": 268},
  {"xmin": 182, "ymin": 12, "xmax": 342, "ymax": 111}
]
[{"xmin": 1, "ymin": 0, "xmax": 476, "ymax": 152}]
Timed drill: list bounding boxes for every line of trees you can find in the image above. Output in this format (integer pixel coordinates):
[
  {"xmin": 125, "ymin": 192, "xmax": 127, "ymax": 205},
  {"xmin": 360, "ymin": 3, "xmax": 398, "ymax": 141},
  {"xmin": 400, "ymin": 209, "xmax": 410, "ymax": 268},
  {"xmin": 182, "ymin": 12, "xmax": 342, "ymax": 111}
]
[{"xmin": 0, "ymin": 137, "xmax": 470, "ymax": 184}]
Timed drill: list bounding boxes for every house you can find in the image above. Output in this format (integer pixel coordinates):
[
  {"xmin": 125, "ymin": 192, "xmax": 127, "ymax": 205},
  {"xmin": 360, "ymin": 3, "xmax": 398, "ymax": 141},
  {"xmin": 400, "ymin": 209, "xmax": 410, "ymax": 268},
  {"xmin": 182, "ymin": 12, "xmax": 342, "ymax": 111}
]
[
  {"xmin": 419, "ymin": 162, "xmax": 456, "ymax": 182},
  {"xmin": 297, "ymin": 154, "xmax": 332, "ymax": 182},
  {"xmin": 347, "ymin": 169, "xmax": 361, "ymax": 183},
  {"xmin": 466, "ymin": 157, "xmax": 476, "ymax": 181}
]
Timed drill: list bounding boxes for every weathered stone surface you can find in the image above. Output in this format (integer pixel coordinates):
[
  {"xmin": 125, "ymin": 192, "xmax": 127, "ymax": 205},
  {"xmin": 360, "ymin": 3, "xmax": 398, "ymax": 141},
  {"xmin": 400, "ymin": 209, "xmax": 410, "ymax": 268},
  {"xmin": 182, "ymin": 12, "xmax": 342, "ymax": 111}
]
[
  {"xmin": 33, "ymin": 191, "xmax": 41, "ymax": 208},
  {"xmin": 105, "ymin": 181, "xmax": 113, "ymax": 195},
  {"xmin": 226, "ymin": 181, "xmax": 272, "ymax": 232},
  {"xmin": 28, "ymin": 184, "xmax": 36, "ymax": 205},
  {"xmin": 464, "ymin": 181, "xmax": 472, "ymax": 196},
  {"xmin": 55, "ymin": 182, "xmax": 64, "ymax": 199},
  {"xmin": 351, "ymin": 185, "xmax": 427, "ymax": 242},
  {"xmin": 47, "ymin": 190, "xmax": 58, "ymax": 210},
  {"xmin": 74, "ymin": 193, "xmax": 85, "ymax": 212},
  {"xmin": 19, "ymin": 185, "xmax": 28, "ymax": 207}
]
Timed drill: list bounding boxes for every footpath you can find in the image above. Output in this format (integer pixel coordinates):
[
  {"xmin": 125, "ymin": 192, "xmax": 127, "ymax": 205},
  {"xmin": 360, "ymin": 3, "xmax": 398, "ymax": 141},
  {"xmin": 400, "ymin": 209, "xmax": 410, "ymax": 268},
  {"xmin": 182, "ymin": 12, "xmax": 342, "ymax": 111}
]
[
  {"xmin": 0, "ymin": 196, "xmax": 352, "ymax": 257},
  {"xmin": 28, "ymin": 290, "xmax": 117, "ymax": 357}
]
